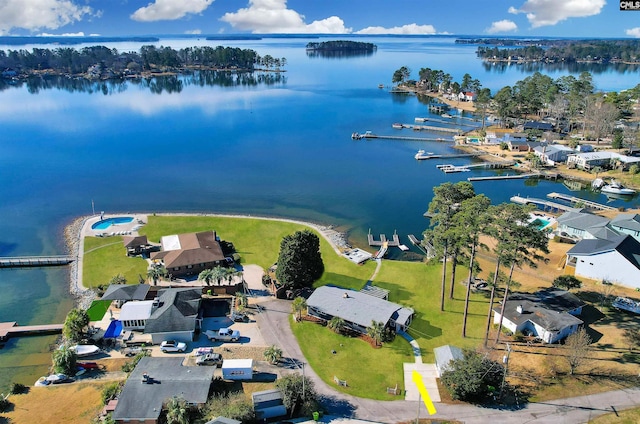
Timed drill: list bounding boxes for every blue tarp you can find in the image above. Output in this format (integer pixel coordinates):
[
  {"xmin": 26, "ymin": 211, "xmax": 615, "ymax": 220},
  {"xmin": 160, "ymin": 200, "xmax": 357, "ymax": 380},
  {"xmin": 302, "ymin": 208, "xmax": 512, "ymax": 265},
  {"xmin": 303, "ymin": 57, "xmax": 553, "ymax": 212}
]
[{"xmin": 104, "ymin": 320, "xmax": 123, "ymax": 339}]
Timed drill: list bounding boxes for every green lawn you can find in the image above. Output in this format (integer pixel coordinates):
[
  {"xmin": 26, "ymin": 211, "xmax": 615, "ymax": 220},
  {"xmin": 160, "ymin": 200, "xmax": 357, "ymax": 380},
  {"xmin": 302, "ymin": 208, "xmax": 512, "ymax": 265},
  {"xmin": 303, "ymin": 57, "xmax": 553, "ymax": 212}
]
[
  {"xmin": 86, "ymin": 300, "xmax": 112, "ymax": 321},
  {"xmin": 83, "ymin": 236, "xmax": 148, "ymax": 288},
  {"xmin": 291, "ymin": 317, "xmax": 413, "ymax": 400}
]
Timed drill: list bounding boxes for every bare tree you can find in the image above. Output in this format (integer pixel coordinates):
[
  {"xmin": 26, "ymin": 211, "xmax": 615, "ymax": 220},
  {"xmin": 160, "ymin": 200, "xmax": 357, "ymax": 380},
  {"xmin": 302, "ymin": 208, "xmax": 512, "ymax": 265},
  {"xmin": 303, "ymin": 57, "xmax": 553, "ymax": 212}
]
[
  {"xmin": 564, "ymin": 328, "xmax": 592, "ymax": 375},
  {"xmin": 585, "ymin": 99, "xmax": 619, "ymax": 143}
]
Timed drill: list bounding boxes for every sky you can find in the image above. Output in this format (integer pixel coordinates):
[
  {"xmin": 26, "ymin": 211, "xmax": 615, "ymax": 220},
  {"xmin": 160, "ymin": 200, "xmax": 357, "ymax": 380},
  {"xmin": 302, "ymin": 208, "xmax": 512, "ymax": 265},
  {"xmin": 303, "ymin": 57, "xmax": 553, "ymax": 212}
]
[{"xmin": 1, "ymin": 0, "xmax": 640, "ymax": 38}]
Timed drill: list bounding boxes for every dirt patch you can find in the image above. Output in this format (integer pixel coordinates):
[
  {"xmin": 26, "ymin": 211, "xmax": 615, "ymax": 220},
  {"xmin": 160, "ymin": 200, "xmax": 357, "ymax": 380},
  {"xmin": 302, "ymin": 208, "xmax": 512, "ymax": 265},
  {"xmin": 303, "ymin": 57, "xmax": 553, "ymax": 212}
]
[{"xmin": 3, "ymin": 382, "xmax": 108, "ymax": 424}]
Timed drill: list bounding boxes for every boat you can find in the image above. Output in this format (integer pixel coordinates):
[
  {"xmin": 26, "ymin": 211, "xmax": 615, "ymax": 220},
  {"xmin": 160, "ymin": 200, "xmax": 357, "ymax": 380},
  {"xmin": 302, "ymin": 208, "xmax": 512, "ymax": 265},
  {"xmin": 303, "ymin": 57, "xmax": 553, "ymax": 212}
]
[
  {"xmin": 415, "ymin": 117, "xmax": 428, "ymax": 122},
  {"xmin": 600, "ymin": 179, "xmax": 636, "ymax": 195},
  {"xmin": 612, "ymin": 296, "xmax": 640, "ymax": 314},
  {"xmin": 378, "ymin": 84, "xmax": 384, "ymax": 89},
  {"xmin": 392, "ymin": 123, "xmax": 403, "ymax": 129},
  {"xmin": 35, "ymin": 376, "xmax": 50, "ymax": 387},
  {"xmin": 414, "ymin": 150, "xmax": 434, "ymax": 160},
  {"xmin": 441, "ymin": 113, "xmax": 453, "ymax": 118},
  {"xmin": 70, "ymin": 344, "xmax": 101, "ymax": 357}
]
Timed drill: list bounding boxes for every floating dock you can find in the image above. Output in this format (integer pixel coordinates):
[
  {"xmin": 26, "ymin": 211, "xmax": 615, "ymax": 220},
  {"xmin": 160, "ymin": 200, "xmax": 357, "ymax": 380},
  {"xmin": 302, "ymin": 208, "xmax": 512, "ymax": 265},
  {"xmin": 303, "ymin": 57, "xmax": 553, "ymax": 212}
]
[
  {"xmin": 0, "ymin": 322, "xmax": 64, "ymax": 341},
  {"xmin": 467, "ymin": 173, "xmax": 541, "ymax": 182},
  {"xmin": 368, "ymin": 230, "xmax": 400, "ymax": 247},
  {"xmin": 547, "ymin": 192, "xmax": 617, "ymax": 211},
  {"xmin": 0, "ymin": 255, "xmax": 74, "ymax": 268}
]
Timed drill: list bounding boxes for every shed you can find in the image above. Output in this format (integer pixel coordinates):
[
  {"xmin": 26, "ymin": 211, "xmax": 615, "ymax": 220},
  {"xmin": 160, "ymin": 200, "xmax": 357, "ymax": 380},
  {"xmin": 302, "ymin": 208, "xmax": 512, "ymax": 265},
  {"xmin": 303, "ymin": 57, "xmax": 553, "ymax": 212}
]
[
  {"xmin": 222, "ymin": 359, "xmax": 253, "ymax": 380},
  {"xmin": 252, "ymin": 389, "xmax": 287, "ymax": 419},
  {"xmin": 433, "ymin": 345, "xmax": 463, "ymax": 377}
]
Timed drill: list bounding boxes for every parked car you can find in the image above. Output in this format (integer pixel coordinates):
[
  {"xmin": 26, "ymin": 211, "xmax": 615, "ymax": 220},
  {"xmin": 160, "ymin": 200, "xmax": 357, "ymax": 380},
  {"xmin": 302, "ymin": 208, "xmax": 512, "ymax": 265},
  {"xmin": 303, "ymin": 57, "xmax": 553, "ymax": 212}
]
[
  {"xmin": 160, "ymin": 340, "xmax": 187, "ymax": 353},
  {"xmin": 204, "ymin": 328, "xmax": 240, "ymax": 342},
  {"xmin": 196, "ymin": 353, "xmax": 223, "ymax": 366},
  {"xmin": 77, "ymin": 362, "xmax": 101, "ymax": 370}
]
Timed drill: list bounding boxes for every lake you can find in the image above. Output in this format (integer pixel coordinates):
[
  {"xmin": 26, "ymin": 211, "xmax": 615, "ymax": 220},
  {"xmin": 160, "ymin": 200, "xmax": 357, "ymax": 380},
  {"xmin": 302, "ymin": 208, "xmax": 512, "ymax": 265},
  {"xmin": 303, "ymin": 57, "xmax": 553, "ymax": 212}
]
[{"xmin": 0, "ymin": 35, "xmax": 638, "ymax": 388}]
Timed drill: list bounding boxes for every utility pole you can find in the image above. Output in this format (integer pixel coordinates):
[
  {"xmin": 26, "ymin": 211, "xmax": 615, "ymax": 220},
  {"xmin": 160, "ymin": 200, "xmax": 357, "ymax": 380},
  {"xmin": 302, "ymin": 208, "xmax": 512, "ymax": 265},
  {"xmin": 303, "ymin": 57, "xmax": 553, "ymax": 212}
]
[
  {"xmin": 500, "ymin": 342, "xmax": 512, "ymax": 397},
  {"xmin": 302, "ymin": 362, "xmax": 306, "ymax": 402}
]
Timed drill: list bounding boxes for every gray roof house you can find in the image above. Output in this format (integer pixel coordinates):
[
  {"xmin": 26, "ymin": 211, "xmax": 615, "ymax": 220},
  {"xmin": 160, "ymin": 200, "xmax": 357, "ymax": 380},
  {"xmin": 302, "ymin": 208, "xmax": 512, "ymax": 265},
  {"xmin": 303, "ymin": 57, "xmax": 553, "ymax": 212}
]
[
  {"xmin": 566, "ymin": 234, "xmax": 640, "ymax": 289},
  {"xmin": 113, "ymin": 357, "xmax": 214, "ymax": 424},
  {"xmin": 306, "ymin": 286, "xmax": 414, "ymax": 333},
  {"xmin": 556, "ymin": 211, "xmax": 611, "ymax": 240},
  {"xmin": 533, "ymin": 144, "xmax": 574, "ymax": 165},
  {"xmin": 252, "ymin": 389, "xmax": 287, "ymax": 420},
  {"xmin": 118, "ymin": 288, "xmax": 202, "ymax": 344},
  {"xmin": 610, "ymin": 214, "xmax": 640, "ymax": 242},
  {"xmin": 493, "ymin": 289, "xmax": 584, "ymax": 343},
  {"xmin": 101, "ymin": 283, "xmax": 150, "ymax": 303}
]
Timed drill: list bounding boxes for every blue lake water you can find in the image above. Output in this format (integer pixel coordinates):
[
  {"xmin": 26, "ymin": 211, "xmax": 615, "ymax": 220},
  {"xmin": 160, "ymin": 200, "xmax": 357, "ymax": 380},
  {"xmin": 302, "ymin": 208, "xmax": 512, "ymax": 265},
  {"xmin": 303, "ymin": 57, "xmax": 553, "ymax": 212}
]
[{"xmin": 0, "ymin": 35, "xmax": 639, "ymax": 388}]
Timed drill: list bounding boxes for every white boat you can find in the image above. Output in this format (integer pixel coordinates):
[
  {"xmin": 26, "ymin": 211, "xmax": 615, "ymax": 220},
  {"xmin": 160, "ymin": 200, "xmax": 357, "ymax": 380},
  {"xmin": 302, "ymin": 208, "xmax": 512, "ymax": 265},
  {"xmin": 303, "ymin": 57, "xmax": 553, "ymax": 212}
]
[
  {"xmin": 70, "ymin": 344, "xmax": 101, "ymax": 357},
  {"xmin": 35, "ymin": 376, "xmax": 51, "ymax": 387},
  {"xmin": 441, "ymin": 113, "xmax": 453, "ymax": 118},
  {"xmin": 414, "ymin": 117, "xmax": 428, "ymax": 122},
  {"xmin": 392, "ymin": 123, "xmax": 403, "ymax": 129},
  {"xmin": 612, "ymin": 297, "xmax": 640, "ymax": 314},
  {"xmin": 415, "ymin": 150, "xmax": 434, "ymax": 160},
  {"xmin": 600, "ymin": 180, "xmax": 635, "ymax": 195}
]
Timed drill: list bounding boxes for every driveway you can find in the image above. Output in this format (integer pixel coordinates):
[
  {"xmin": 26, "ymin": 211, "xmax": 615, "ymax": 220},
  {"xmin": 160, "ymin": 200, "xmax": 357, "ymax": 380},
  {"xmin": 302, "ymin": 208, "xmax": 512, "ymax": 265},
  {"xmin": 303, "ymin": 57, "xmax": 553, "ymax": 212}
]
[{"xmin": 254, "ymin": 298, "xmax": 640, "ymax": 423}]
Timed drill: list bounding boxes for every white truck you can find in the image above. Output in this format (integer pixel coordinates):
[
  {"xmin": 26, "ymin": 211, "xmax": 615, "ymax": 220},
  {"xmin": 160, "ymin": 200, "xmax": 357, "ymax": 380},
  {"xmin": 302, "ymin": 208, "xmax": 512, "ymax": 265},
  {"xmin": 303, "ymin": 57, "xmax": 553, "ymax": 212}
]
[{"xmin": 205, "ymin": 328, "xmax": 241, "ymax": 342}]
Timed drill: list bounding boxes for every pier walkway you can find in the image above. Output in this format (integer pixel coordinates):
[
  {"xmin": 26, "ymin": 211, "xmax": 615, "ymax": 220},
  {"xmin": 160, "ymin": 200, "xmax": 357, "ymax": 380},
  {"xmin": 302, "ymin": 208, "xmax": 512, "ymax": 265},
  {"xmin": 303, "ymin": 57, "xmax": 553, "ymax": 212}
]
[
  {"xmin": 357, "ymin": 133, "xmax": 452, "ymax": 142},
  {"xmin": 547, "ymin": 192, "xmax": 617, "ymax": 211},
  {"xmin": 0, "ymin": 322, "xmax": 64, "ymax": 341},
  {"xmin": 416, "ymin": 152, "xmax": 482, "ymax": 160},
  {"xmin": 467, "ymin": 173, "xmax": 541, "ymax": 182},
  {"xmin": 510, "ymin": 195, "xmax": 580, "ymax": 213},
  {"xmin": 0, "ymin": 255, "xmax": 74, "ymax": 268},
  {"xmin": 368, "ymin": 231, "xmax": 401, "ymax": 247}
]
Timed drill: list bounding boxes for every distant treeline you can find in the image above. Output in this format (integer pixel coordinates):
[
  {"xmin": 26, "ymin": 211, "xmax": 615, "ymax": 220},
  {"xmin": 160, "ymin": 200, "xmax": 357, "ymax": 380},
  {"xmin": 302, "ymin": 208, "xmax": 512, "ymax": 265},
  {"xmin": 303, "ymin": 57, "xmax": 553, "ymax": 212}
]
[
  {"xmin": 475, "ymin": 39, "xmax": 640, "ymax": 63},
  {"xmin": 0, "ymin": 45, "xmax": 286, "ymax": 77},
  {"xmin": 0, "ymin": 36, "xmax": 159, "ymax": 46},
  {"xmin": 306, "ymin": 40, "xmax": 377, "ymax": 51}
]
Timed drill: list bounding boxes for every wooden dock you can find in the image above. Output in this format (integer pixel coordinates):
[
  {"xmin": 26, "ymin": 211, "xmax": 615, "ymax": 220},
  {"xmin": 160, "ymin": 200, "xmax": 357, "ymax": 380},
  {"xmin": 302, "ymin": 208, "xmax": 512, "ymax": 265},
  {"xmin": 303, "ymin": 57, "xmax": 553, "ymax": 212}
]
[
  {"xmin": 547, "ymin": 192, "xmax": 617, "ymax": 211},
  {"xmin": 0, "ymin": 255, "xmax": 74, "ymax": 268},
  {"xmin": 368, "ymin": 231, "xmax": 400, "ymax": 247},
  {"xmin": 359, "ymin": 133, "xmax": 452, "ymax": 142},
  {"xmin": 416, "ymin": 152, "xmax": 483, "ymax": 161},
  {"xmin": 510, "ymin": 195, "xmax": 579, "ymax": 213},
  {"xmin": 0, "ymin": 321, "xmax": 64, "ymax": 341},
  {"xmin": 467, "ymin": 173, "xmax": 541, "ymax": 182}
]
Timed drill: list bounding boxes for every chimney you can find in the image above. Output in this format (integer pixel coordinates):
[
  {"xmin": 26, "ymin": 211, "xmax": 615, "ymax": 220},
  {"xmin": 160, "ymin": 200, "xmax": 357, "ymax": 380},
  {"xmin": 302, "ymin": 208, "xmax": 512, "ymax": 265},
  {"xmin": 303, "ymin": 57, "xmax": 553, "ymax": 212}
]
[
  {"xmin": 516, "ymin": 305, "xmax": 523, "ymax": 314},
  {"xmin": 152, "ymin": 297, "xmax": 159, "ymax": 307}
]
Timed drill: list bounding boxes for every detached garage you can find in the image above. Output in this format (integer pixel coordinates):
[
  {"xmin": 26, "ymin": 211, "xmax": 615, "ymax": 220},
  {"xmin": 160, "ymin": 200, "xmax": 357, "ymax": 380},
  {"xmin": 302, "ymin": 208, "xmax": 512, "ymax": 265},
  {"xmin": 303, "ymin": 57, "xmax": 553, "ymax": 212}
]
[{"xmin": 222, "ymin": 359, "xmax": 253, "ymax": 381}]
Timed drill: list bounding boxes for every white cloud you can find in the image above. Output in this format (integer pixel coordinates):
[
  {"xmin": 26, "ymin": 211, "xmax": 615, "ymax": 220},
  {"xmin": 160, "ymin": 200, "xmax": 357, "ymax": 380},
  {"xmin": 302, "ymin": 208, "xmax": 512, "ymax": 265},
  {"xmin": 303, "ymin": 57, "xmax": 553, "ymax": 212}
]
[
  {"xmin": 0, "ymin": 0, "xmax": 92, "ymax": 35},
  {"xmin": 509, "ymin": 0, "xmax": 605, "ymax": 27},
  {"xmin": 356, "ymin": 23, "xmax": 436, "ymax": 35},
  {"xmin": 221, "ymin": 0, "xmax": 351, "ymax": 33},
  {"xmin": 626, "ymin": 28, "xmax": 640, "ymax": 38},
  {"xmin": 486, "ymin": 20, "xmax": 518, "ymax": 34},
  {"xmin": 185, "ymin": 29, "xmax": 202, "ymax": 34},
  {"xmin": 39, "ymin": 31, "xmax": 85, "ymax": 36},
  {"xmin": 131, "ymin": 0, "xmax": 214, "ymax": 22}
]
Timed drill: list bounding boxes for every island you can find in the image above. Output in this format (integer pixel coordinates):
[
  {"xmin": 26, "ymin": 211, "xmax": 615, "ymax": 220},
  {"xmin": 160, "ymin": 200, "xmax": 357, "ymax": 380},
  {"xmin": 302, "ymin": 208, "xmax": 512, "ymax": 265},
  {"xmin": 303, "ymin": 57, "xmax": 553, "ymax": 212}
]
[{"xmin": 306, "ymin": 40, "xmax": 377, "ymax": 58}]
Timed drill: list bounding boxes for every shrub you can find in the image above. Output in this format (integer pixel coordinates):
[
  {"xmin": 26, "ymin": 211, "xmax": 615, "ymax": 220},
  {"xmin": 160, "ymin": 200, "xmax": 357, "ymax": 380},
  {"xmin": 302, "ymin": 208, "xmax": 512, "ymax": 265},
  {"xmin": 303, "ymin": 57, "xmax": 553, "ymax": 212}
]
[
  {"xmin": 101, "ymin": 382, "xmax": 122, "ymax": 405},
  {"xmin": 630, "ymin": 164, "xmax": 639, "ymax": 175},
  {"xmin": 10, "ymin": 383, "xmax": 28, "ymax": 395},
  {"xmin": 122, "ymin": 350, "xmax": 150, "ymax": 373}
]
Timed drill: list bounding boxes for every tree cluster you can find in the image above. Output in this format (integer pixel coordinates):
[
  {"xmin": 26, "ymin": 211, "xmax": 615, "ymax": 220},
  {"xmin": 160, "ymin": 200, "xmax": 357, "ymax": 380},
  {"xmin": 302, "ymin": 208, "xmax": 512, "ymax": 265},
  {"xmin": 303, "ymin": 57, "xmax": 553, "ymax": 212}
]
[
  {"xmin": 441, "ymin": 349, "xmax": 504, "ymax": 402},
  {"xmin": 0, "ymin": 45, "xmax": 283, "ymax": 76},
  {"xmin": 306, "ymin": 40, "xmax": 376, "ymax": 51}
]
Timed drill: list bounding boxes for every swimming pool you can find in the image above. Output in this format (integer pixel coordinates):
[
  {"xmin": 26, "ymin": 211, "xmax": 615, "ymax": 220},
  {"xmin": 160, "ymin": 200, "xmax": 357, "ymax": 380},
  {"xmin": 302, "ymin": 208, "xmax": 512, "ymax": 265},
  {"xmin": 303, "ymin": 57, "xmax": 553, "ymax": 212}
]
[
  {"xmin": 530, "ymin": 218, "xmax": 550, "ymax": 230},
  {"xmin": 92, "ymin": 216, "xmax": 134, "ymax": 230}
]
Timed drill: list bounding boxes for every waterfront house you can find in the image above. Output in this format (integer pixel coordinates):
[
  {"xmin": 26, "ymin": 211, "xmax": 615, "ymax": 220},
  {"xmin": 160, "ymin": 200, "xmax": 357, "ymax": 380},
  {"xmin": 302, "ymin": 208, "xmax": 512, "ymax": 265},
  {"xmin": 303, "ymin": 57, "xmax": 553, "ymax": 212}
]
[
  {"xmin": 565, "ymin": 234, "xmax": 640, "ymax": 289},
  {"xmin": 306, "ymin": 286, "xmax": 414, "ymax": 334},
  {"xmin": 567, "ymin": 151, "xmax": 640, "ymax": 171},
  {"xmin": 119, "ymin": 288, "xmax": 202, "ymax": 343},
  {"xmin": 556, "ymin": 210, "xmax": 612, "ymax": 240},
  {"xmin": 533, "ymin": 144, "xmax": 574, "ymax": 166},
  {"xmin": 609, "ymin": 214, "xmax": 640, "ymax": 242},
  {"xmin": 150, "ymin": 230, "xmax": 226, "ymax": 278},
  {"xmin": 493, "ymin": 288, "xmax": 584, "ymax": 343},
  {"xmin": 101, "ymin": 283, "xmax": 150, "ymax": 307},
  {"xmin": 113, "ymin": 357, "xmax": 214, "ymax": 424}
]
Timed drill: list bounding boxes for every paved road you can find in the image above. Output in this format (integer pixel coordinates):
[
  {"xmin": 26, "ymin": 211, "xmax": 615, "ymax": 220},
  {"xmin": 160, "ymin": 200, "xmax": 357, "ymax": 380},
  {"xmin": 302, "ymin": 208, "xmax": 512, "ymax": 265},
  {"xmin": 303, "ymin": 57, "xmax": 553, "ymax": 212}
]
[{"xmin": 255, "ymin": 298, "xmax": 640, "ymax": 424}]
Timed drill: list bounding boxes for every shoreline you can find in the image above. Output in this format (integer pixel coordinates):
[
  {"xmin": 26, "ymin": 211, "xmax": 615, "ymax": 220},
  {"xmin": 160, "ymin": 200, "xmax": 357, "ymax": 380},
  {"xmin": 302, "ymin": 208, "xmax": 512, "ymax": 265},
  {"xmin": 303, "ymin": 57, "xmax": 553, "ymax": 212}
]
[{"xmin": 64, "ymin": 212, "xmax": 351, "ymax": 308}]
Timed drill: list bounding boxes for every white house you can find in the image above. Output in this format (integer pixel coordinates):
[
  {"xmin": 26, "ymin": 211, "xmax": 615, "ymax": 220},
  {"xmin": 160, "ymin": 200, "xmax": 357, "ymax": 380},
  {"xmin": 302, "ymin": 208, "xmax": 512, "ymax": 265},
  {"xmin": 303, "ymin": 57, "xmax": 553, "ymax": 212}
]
[
  {"xmin": 556, "ymin": 211, "xmax": 612, "ymax": 240},
  {"xmin": 493, "ymin": 288, "xmax": 584, "ymax": 343},
  {"xmin": 567, "ymin": 151, "xmax": 640, "ymax": 171},
  {"xmin": 609, "ymin": 214, "xmax": 640, "ymax": 242},
  {"xmin": 566, "ymin": 234, "xmax": 640, "ymax": 289},
  {"xmin": 533, "ymin": 144, "xmax": 574, "ymax": 165}
]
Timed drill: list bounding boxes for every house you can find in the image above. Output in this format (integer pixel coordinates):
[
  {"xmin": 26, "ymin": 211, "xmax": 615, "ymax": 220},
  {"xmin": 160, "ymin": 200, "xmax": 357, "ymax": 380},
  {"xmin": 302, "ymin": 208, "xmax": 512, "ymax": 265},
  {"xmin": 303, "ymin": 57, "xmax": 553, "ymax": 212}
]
[
  {"xmin": 101, "ymin": 283, "xmax": 150, "ymax": 307},
  {"xmin": 567, "ymin": 152, "xmax": 613, "ymax": 170},
  {"xmin": 123, "ymin": 235, "xmax": 153, "ymax": 256},
  {"xmin": 524, "ymin": 121, "xmax": 554, "ymax": 132},
  {"xmin": 458, "ymin": 91, "xmax": 476, "ymax": 102},
  {"xmin": 119, "ymin": 288, "xmax": 202, "ymax": 343},
  {"xmin": 566, "ymin": 234, "xmax": 640, "ymax": 289},
  {"xmin": 112, "ymin": 357, "xmax": 214, "ymax": 424},
  {"xmin": 252, "ymin": 389, "xmax": 287, "ymax": 420},
  {"xmin": 556, "ymin": 211, "xmax": 612, "ymax": 240},
  {"xmin": 533, "ymin": 144, "xmax": 574, "ymax": 165},
  {"xmin": 493, "ymin": 288, "xmax": 585, "ymax": 343},
  {"xmin": 306, "ymin": 285, "xmax": 414, "ymax": 334},
  {"xmin": 151, "ymin": 230, "xmax": 226, "ymax": 277},
  {"xmin": 609, "ymin": 214, "xmax": 640, "ymax": 242},
  {"xmin": 433, "ymin": 345, "xmax": 463, "ymax": 377}
]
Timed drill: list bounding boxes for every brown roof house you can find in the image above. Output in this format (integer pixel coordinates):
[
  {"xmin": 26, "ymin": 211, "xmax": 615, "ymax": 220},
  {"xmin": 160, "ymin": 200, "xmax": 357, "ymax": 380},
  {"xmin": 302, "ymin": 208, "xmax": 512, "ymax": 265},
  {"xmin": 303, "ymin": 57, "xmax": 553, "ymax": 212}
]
[
  {"xmin": 123, "ymin": 235, "xmax": 153, "ymax": 256},
  {"xmin": 151, "ymin": 231, "xmax": 225, "ymax": 277}
]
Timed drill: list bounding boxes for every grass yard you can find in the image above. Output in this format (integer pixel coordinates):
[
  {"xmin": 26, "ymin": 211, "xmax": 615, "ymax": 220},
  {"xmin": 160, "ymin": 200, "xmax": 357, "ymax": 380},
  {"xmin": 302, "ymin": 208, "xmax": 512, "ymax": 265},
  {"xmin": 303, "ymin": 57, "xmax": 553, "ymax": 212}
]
[
  {"xmin": 86, "ymin": 300, "xmax": 112, "ymax": 321},
  {"xmin": 589, "ymin": 406, "xmax": 640, "ymax": 423},
  {"xmin": 291, "ymin": 317, "xmax": 413, "ymax": 400},
  {"xmin": 3, "ymin": 382, "xmax": 107, "ymax": 424},
  {"xmin": 83, "ymin": 236, "xmax": 147, "ymax": 288},
  {"xmin": 374, "ymin": 260, "xmax": 489, "ymax": 362}
]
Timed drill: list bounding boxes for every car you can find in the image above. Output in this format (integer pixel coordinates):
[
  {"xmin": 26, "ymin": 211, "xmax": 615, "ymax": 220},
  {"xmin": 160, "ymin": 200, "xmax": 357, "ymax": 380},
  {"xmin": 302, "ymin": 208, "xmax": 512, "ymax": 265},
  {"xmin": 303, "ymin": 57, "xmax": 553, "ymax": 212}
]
[
  {"xmin": 160, "ymin": 340, "xmax": 187, "ymax": 353},
  {"xmin": 475, "ymin": 281, "xmax": 488, "ymax": 289},
  {"xmin": 204, "ymin": 328, "xmax": 241, "ymax": 342},
  {"xmin": 77, "ymin": 362, "xmax": 101, "ymax": 370},
  {"xmin": 196, "ymin": 353, "xmax": 223, "ymax": 366}
]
